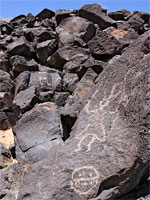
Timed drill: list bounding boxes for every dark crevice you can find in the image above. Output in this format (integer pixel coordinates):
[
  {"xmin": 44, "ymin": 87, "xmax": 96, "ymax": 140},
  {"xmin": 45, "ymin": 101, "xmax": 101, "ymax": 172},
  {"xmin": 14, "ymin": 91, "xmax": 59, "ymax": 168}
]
[
  {"xmin": 0, "ymin": 194, "xmax": 6, "ymax": 199},
  {"xmin": 96, "ymin": 161, "xmax": 150, "ymax": 199},
  {"xmin": 61, "ymin": 115, "xmax": 77, "ymax": 141}
]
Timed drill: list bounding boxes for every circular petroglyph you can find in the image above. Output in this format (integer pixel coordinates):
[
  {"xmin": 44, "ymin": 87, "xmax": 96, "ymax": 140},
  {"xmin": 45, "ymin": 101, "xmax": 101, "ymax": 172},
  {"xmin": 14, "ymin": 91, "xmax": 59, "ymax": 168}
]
[{"xmin": 71, "ymin": 166, "xmax": 99, "ymax": 195}]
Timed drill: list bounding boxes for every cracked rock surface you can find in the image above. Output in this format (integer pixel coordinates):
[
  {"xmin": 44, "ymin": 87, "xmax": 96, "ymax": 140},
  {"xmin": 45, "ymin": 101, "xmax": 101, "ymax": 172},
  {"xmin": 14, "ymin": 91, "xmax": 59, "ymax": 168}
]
[{"xmin": 0, "ymin": 4, "xmax": 149, "ymax": 200}]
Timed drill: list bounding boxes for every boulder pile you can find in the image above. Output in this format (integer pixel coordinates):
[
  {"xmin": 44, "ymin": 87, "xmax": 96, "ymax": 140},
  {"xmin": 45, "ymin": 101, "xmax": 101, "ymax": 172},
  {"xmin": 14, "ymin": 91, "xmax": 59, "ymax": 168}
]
[{"xmin": 0, "ymin": 4, "xmax": 150, "ymax": 200}]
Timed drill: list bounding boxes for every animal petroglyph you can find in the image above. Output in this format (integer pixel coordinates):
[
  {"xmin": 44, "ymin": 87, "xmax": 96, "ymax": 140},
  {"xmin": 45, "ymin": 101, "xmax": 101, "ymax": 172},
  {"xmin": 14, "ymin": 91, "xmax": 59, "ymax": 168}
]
[
  {"xmin": 75, "ymin": 122, "xmax": 106, "ymax": 152},
  {"xmin": 71, "ymin": 166, "xmax": 99, "ymax": 195}
]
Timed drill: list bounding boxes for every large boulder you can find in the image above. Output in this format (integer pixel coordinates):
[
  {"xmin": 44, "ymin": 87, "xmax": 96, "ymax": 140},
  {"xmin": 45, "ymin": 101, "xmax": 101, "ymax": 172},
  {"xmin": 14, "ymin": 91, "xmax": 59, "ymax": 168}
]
[
  {"xmin": 35, "ymin": 8, "xmax": 55, "ymax": 19},
  {"xmin": 55, "ymin": 9, "xmax": 77, "ymax": 25},
  {"xmin": 79, "ymin": 4, "xmax": 116, "ymax": 29},
  {"xmin": 108, "ymin": 9, "xmax": 131, "ymax": 21},
  {"xmin": 17, "ymin": 31, "xmax": 150, "ymax": 200},
  {"xmin": 36, "ymin": 39, "xmax": 57, "ymax": 65},
  {"xmin": 10, "ymin": 55, "xmax": 38, "ymax": 72},
  {"xmin": 47, "ymin": 46, "xmax": 90, "ymax": 71},
  {"xmin": 13, "ymin": 102, "xmax": 63, "ymax": 164},
  {"xmin": 87, "ymin": 30, "xmax": 125, "ymax": 58},
  {"xmin": 13, "ymin": 86, "xmax": 39, "ymax": 113},
  {"xmin": 7, "ymin": 36, "xmax": 35, "ymax": 58},
  {"xmin": 56, "ymin": 16, "xmax": 96, "ymax": 47},
  {"xmin": 28, "ymin": 71, "xmax": 62, "ymax": 93}
]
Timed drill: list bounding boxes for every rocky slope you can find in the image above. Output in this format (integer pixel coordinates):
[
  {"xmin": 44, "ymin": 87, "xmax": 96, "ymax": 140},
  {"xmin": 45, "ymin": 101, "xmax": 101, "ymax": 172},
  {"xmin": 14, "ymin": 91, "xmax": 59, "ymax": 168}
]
[{"xmin": 0, "ymin": 4, "xmax": 150, "ymax": 200}]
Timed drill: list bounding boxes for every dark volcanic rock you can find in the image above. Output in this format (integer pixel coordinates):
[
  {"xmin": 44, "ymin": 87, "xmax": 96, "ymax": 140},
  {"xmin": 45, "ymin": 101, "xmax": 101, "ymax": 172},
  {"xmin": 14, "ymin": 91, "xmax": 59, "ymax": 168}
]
[
  {"xmin": 79, "ymin": 4, "xmax": 116, "ymax": 29},
  {"xmin": 0, "ymin": 52, "xmax": 11, "ymax": 72},
  {"xmin": 108, "ymin": 9, "xmax": 131, "ymax": 21},
  {"xmin": 7, "ymin": 36, "xmax": 35, "ymax": 58},
  {"xmin": 10, "ymin": 55, "xmax": 38, "ymax": 72},
  {"xmin": 0, "ymin": 22, "xmax": 14, "ymax": 35},
  {"xmin": 25, "ymin": 27, "xmax": 56, "ymax": 43},
  {"xmin": 104, "ymin": 27, "xmax": 139, "ymax": 46},
  {"xmin": 63, "ymin": 73, "xmax": 79, "ymax": 93},
  {"xmin": 56, "ymin": 16, "xmax": 96, "ymax": 47},
  {"xmin": 0, "ymin": 70, "xmax": 14, "ymax": 92},
  {"xmin": 14, "ymin": 71, "xmax": 30, "ymax": 95},
  {"xmin": 36, "ymin": 39, "xmax": 57, "ymax": 65},
  {"xmin": 13, "ymin": 102, "xmax": 63, "ymax": 164},
  {"xmin": 0, "ymin": 112, "xmax": 10, "ymax": 130},
  {"xmin": 48, "ymin": 46, "xmax": 90, "ymax": 70},
  {"xmin": 35, "ymin": 8, "xmax": 55, "ymax": 19},
  {"xmin": 87, "ymin": 30, "xmax": 125, "ymax": 58},
  {"xmin": 17, "ymin": 31, "xmax": 150, "ymax": 200},
  {"xmin": 28, "ymin": 71, "xmax": 62, "ymax": 93},
  {"xmin": 54, "ymin": 92, "xmax": 70, "ymax": 106},
  {"xmin": 13, "ymin": 86, "xmax": 39, "ymax": 113},
  {"xmin": 0, "ymin": 163, "xmax": 24, "ymax": 200},
  {"xmin": 61, "ymin": 68, "xmax": 97, "ymax": 119},
  {"xmin": 55, "ymin": 9, "xmax": 77, "ymax": 25}
]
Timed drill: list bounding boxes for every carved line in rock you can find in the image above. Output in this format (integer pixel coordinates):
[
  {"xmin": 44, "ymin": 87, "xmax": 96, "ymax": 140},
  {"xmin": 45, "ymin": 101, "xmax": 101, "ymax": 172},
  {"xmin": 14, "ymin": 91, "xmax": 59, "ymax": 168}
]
[
  {"xmin": 71, "ymin": 166, "xmax": 99, "ymax": 195},
  {"xmin": 39, "ymin": 76, "xmax": 51, "ymax": 86},
  {"xmin": 75, "ymin": 122, "xmax": 106, "ymax": 152},
  {"xmin": 71, "ymin": 69, "xmax": 139, "ymax": 195}
]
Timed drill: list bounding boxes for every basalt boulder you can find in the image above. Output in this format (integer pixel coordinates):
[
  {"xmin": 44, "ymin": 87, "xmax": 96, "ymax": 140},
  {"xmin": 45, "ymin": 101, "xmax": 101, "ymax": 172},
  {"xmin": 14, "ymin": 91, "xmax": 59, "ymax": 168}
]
[
  {"xmin": 7, "ymin": 36, "xmax": 35, "ymax": 58},
  {"xmin": 17, "ymin": 31, "xmax": 150, "ymax": 200},
  {"xmin": 56, "ymin": 16, "xmax": 96, "ymax": 47},
  {"xmin": 36, "ymin": 39, "xmax": 57, "ymax": 65},
  {"xmin": 79, "ymin": 4, "xmax": 116, "ymax": 29},
  {"xmin": 13, "ymin": 102, "xmax": 63, "ymax": 164},
  {"xmin": 10, "ymin": 55, "xmax": 38, "ymax": 73}
]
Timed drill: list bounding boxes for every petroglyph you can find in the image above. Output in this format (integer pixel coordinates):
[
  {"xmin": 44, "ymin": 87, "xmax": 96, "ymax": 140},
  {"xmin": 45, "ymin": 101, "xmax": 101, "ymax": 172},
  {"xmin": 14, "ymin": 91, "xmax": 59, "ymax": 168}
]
[
  {"xmin": 39, "ymin": 76, "xmax": 51, "ymax": 86},
  {"xmin": 71, "ymin": 166, "xmax": 99, "ymax": 195},
  {"xmin": 75, "ymin": 122, "xmax": 106, "ymax": 152}
]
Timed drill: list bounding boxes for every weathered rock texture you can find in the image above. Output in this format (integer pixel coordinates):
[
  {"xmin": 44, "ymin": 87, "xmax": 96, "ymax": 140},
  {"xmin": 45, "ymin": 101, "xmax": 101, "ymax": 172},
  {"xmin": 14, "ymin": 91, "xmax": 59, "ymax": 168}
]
[{"xmin": 0, "ymin": 4, "xmax": 149, "ymax": 200}]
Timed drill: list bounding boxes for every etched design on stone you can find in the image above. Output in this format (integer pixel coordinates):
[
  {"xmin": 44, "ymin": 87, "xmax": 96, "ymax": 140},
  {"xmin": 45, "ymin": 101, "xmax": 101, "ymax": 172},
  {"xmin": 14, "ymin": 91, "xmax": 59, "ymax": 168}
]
[
  {"xmin": 39, "ymin": 76, "xmax": 51, "ymax": 86},
  {"xmin": 75, "ymin": 123, "xmax": 106, "ymax": 152},
  {"xmin": 71, "ymin": 166, "xmax": 99, "ymax": 195}
]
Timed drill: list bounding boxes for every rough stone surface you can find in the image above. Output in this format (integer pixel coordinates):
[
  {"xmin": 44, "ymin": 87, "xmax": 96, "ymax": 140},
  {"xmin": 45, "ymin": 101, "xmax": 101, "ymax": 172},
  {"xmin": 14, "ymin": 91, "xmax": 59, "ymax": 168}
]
[
  {"xmin": 56, "ymin": 16, "xmax": 96, "ymax": 47},
  {"xmin": 10, "ymin": 55, "xmax": 38, "ymax": 72},
  {"xmin": 0, "ymin": 4, "xmax": 149, "ymax": 200},
  {"xmin": 36, "ymin": 39, "xmax": 57, "ymax": 65},
  {"xmin": 35, "ymin": 8, "xmax": 55, "ymax": 19},
  {"xmin": 108, "ymin": 9, "xmax": 131, "ymax": 21},
  {"xmin": 0, "ymin": 163, "xmax": 24, "ymax": 200},
  {"xmin": 0, "ymin": 144, "xmax": 11, "ymax": 167},
  {"xmin": 7, "ymin": 36, "xmax": 35, "ymax": 58},
  {"xmin": 0, "ymin": 70, "xmax": 14, "ymax": 93},
  {"xmin": 48, "ymin": 46, "xmax": 90, "ymax": 70},
  {"xmin": 0, "ymin": 112, "xmax": 11, "ymax": 130},
  {"xmin": 79, "ymin": 4, "xmax": 116, "ymax": 29},
  {"xmin": 28, "ymin": 71, "xmax": 62, "ymax": 93},
  {"xmin": 55, "ymin": 9, "xmax": 77, "ymax": 25},
  {"xmin": 13, "ymin": 102, "xmax": 63, "ymax": 164},
  {"xmin": 13, "ymin": 86, "xmax": 38, "ymax": 113},
  {"xmin": 17, "ymin": 31, "xmax": 150, "ymax": 200},
  {"xmin": 87, "ymin": 30, "xmax": 125, "ymax": 58}
]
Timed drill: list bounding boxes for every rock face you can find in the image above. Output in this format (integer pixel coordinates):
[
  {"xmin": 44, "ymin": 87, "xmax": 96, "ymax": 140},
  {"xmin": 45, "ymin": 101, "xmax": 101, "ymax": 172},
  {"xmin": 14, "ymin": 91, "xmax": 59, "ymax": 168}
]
[
  {"xmin": 17, "ymin": 31, "xmax": 150, "ymax": 200},
  {"xmin": 0, "ymin": 3, "xmax": 150, "ymax": 200},
  {"xmin": 13, "ymin": 102, "xmax": 63, "ymax": 164},
  {"xmin": 56, "ymin": 16, "xmax": 96, "ymax": 47},
  {"xmin": 79, "ymin": 4, "xmax": 116, "ymax": 29}
]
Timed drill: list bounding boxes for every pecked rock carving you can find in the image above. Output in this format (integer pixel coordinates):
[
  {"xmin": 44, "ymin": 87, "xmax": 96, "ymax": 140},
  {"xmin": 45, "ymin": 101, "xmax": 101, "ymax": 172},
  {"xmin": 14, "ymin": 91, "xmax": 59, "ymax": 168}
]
[{"xmin": 0, "ymin": 3, "xmax": 149, "ymax": 200}]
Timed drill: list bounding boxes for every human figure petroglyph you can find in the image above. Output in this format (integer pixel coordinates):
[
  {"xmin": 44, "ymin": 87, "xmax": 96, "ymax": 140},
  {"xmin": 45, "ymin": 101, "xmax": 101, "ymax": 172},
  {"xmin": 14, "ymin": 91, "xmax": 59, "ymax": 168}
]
[
  {"xmin": 39, "ymin": 76, "xmax": 51, "ymax": 86},
  {"xmin": 71, "ymin": 166, "xmax": 99, "ymax": 195}
]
